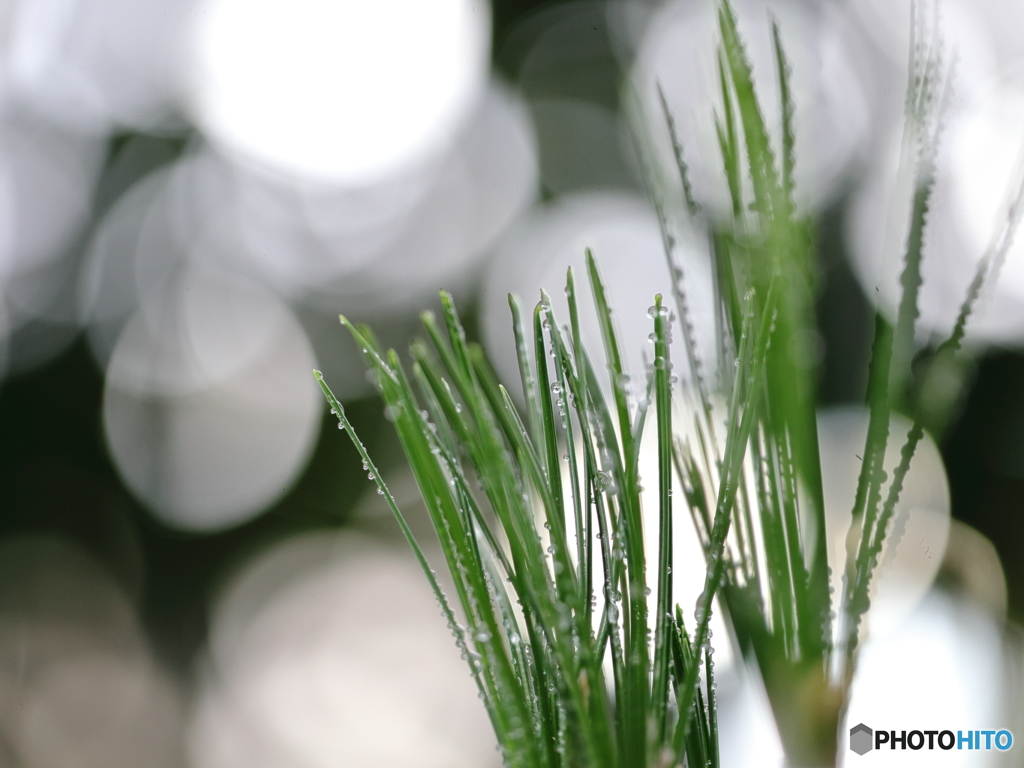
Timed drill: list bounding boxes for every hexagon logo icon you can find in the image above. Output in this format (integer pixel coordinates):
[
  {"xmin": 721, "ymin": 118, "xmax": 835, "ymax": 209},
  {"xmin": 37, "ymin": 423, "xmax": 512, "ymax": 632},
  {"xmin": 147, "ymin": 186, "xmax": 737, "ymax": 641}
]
[{"xmin": 850, "ymin": 723, "xmax": 873, "ymax": 755}]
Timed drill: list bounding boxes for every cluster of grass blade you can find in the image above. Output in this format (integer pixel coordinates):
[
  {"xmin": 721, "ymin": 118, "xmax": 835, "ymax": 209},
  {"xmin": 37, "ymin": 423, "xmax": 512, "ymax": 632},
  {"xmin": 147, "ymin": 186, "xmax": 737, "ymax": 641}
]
[
  {"xmin": 645, "ymin": 3, "xmax": 838, "ymax": 762},
  {"xmin": 836, "ymin": 0, "xmax": 1024, "ymax": 689},
  {"xmin": 316, "ymin": 269, "xmax": 721, "ymax": 768},
  {"xmin": 638, "ymin": 1, "xmax": 1024, "ymax": 766},
  {"xmin": 315, "ymin": 0, "xmax": 1024, "ymax": 766}
]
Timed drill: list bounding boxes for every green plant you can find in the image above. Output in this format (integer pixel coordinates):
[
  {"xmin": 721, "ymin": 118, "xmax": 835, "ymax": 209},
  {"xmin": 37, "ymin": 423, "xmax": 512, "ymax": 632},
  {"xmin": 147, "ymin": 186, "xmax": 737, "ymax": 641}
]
[
  {"xmin": 317, "ymin": 1, "xmax": 1020, "ymax": 766},
  {"xmin": 317, "ymin": 269, "xmax": 719, "ymax": 768},
  {"xmin": 637, "ymin": 1, "xmax": 1020, "ymax": 765}
]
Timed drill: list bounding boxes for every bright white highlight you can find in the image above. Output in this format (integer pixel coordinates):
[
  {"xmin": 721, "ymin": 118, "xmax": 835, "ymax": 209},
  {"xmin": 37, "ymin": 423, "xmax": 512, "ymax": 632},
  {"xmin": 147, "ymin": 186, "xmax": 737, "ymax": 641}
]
[{"xmin": 184, "ymin": 0, "xmax": 491, "ymax": 184}]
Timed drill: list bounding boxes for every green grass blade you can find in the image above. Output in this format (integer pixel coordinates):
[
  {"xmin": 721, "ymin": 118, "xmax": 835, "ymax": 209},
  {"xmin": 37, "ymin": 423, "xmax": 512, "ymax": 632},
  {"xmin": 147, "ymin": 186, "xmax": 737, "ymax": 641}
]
[
  {"xmin": 938, "ymin": 146, "xmax": 1024, "ymax": 357},
  {"xmin": 771, "ymin": 18, "xmax": 796, "ymax": 213},
  {"xmin": 314, "ymin": 371, "xmax": 494, "ymax": 717},
  {"xmin": 533, "ymin": 296, "xmax": 578, "ymax": 605},
  {"xmin": 565, "ymin": 268, "xmax": 596, "ymax": 628},
  {"xmin": 715, "ymin": 50, "xmax": 743, "ymax": 219},
  {"xmin": 322, "ymin": 336, "xmax": 540, "ymax": 767},
  {"xmin": 586, "ymin": 251, "xmax": 650, "ymax": 768},
  {"xmin": 650, "ymin": 294, "xmax": 675, "ymax": 745},
  {"xmin": 657, "ymin": 81, "xmax": 701, "ymax": 218},
  {"xmin": 844, "ymin": 57, "xmax": 1022, "ymax": 671},
  {"xmin": 670, "ymin": 607, "xmax": 712, "ymax": 768},
  {"xmin": 704, "ymin": 631, "xmax": 720, "ymax": 768},
  {"xmin": 718, "ymin": 0, "xmax": 832, "ymax": 660},
  {"xmin": 674, "ymin": 278, "xmax": 777, "ymax": 755},
  {"xmin": 753, "ymin": 421, "xmax": 799, "ymax": 655},
  {"xmin": 718, "ymin": 0, "xmax": 782, "ymax": 219},
  {"xmin": 842, "ymin": 25, "xmax": 949, "ymax": 668}
]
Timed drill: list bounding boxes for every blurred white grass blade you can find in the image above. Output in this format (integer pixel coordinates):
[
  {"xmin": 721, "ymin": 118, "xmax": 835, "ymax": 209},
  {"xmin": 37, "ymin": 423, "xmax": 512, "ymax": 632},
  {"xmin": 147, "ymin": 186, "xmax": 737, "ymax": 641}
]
[
  {"xmin": 818, "ymin": 407, "xmax": 951, "ymax": 641},
  {"xmin": 844, "ymin": 592, "xmax": 1008, "ymax": 767},
  {"xmin": 0, "ymin": 537, "xmax": 185, "ymax": 768},
  {"xmin": 3, "ymin": 0, "xmax": 193, "ymax": 134},
  {"xmin": 632, "ymin": 0, "xmax": 871, "ymax": 217},
  {"xmin": 843, "ymin": 0, "xmax": 1001, "ymax": 125},
  {"xmin": 102, "ymin": 269, "xmax": 321, "ymax": 532},
  {"xmin": 848, "ymin": 86, "xmax": 1024, "ymax": 344},
  {"xmin": 181, "ymin": 0, "xmax": 491, "ymax": 185},
  {"xmin": 482, "ymin": 191, "xmax": 716, "ymax": 404},
  {"xmin": 193, "ymin": 530, "xmax": 500, "ymax": 768}
]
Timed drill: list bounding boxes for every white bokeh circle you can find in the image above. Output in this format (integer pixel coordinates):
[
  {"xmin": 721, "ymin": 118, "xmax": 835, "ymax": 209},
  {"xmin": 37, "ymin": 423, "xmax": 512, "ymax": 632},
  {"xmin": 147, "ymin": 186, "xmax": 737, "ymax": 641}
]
[
  {"xmin": 182, "ymin": 0, "xmax": 492, "ymax": 184},
  {"xmin": 103, "ymin": 269, "xmax": 322, "ymax": 532},
  {"xmin": 191, "ymin": 530, "xmax": 500, "ymax": 768}
]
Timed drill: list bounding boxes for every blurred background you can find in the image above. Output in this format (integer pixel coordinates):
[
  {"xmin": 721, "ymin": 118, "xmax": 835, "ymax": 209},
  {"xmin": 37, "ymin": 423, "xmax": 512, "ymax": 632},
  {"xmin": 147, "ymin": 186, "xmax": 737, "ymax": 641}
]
[{"xmin": 0, "ymin": 0, "xmax": 1023, "ymax": 765}]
